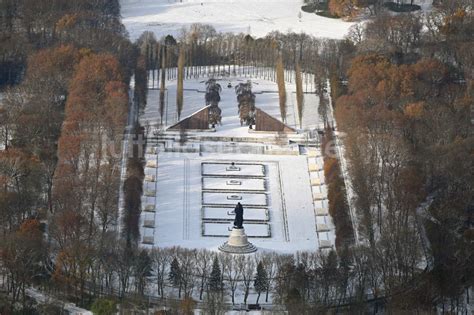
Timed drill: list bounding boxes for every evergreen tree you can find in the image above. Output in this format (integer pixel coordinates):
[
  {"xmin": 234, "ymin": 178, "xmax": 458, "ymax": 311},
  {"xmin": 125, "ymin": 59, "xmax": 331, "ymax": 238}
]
[
  {"xmin": 208, "ymin": 256, "xmax": 223, "ymax": 293},
  {"xmin": 169, "ymin": 257, "xmax": 182, "ymax": 297},
  {"xmin": 276, "ymin": 54, "xmax": 287, "ymax": 122},
  {"xmin": 205, "ymin": 78, "xmax": 222, "ymax": 106},
  {"xmin": 254, "ymin": 261, "xmax": 268, "ymax": 304},
  {"xmin": 134, "ymin": 55, "xmax": 148, "ymax": 112},
  {"xmin": 205, "ymin": 78, "xmax": 223, "ymax": 126},
  {"xmin": 235, "ymin": 80, "xmax": 256, "ymax": 126},
  {"xmin": 134, "ymin": 250, "xmax": 153, "ymax": 295}
]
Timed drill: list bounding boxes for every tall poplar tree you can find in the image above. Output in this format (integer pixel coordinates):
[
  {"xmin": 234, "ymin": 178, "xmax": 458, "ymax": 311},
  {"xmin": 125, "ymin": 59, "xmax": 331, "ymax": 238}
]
[
  {"xmin": 276, "ymin": 54, "xmax": 287, "ymax": 122},
  {"xmin": 295, "ymin": 63, "xmax": 304, "ymax": 128},
  {"xmin": 176, "ymin": 47, "xmax": 185, "ymax": 120},
  {"xmin": 159, "ymin": 46, "xmax": 166, "ymax": 125}
]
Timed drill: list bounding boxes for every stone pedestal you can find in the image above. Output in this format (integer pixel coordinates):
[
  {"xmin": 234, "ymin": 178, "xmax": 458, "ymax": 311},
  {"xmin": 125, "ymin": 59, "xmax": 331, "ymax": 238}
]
[{"xmin": 218, "ymin": 228, "xmax": 257, "ymax": 254}]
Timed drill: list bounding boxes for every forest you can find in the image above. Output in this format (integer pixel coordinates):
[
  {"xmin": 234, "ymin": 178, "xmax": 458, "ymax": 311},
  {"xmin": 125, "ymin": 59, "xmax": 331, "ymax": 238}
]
[{"xmin": 0, "ymin": 0, "xmax": 472, "ymax": 313}]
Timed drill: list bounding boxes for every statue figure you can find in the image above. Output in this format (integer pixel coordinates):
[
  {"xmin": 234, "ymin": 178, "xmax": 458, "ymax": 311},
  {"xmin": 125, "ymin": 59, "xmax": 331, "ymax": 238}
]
[
  {"xmin": 220, "ymin": 201, "xmax": 257, "ymax": 253},
  {"xmin": 233, "ymin": 202, "xmax": 244, "ymax": 229}
]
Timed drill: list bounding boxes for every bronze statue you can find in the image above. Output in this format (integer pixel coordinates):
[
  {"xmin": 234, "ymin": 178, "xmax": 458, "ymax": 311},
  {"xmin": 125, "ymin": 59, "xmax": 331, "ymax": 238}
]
[{"xmin": 233, "ymin": 202, "xmax": 244, "ymax": 229}]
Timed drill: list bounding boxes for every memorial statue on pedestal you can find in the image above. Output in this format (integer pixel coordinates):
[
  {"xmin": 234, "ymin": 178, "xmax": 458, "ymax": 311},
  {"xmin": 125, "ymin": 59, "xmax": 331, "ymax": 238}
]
[
  {"xmin": 219, "ymin": 202, "xmax": 256, "ymax": 253},
  {"xmin": 233, "ymin": 202, "xmax": 244, "ymax": 229}
]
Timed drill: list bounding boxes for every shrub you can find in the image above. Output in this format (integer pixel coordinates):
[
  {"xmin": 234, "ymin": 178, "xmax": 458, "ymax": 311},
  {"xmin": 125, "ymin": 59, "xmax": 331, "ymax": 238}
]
[
  {"xmin": 383, "ymin": 2, "xmax": 421, "ymax": 12},
  {"xmin": 301, "ymin": 2, "xmax": 329, "ymax": 13},
  {"xmin": 91, "ymin": 298, "xmax": 117, "ymax": 315}
]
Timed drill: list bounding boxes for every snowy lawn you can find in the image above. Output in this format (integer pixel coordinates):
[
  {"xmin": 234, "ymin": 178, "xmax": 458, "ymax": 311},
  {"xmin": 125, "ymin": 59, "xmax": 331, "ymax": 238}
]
[
  {"xmin": 202, "ymin": 162, "xmax": 265, "ymax": 177},
  {"xmin": 203, "ymin": 191, "xmax": 268, "ymax": 206},
  {"xmin": 203, "ymin": 222, "xmax": 270, "ymax": 237},
  {"xmin": 202, "ymin": 177, "xmax": 266, "ymax": 191},
  {"xmin": 203, "ymin": 206, "xmax": 268, "ymax": 221},
  {"xmin": 144, "ymin": 152, "xmax": 323, "ymax": 252},
  {"xmin": 120, "ymin": 0, "xmax": 355, "ymax": 40}
]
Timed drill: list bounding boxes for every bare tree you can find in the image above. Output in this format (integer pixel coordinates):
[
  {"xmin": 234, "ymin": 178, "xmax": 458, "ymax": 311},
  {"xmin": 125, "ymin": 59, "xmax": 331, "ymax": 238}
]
[
  {"xmin": 151, "ymin": 247, "xmax": 171, "ymax": 297},
  {"xmin": 177, "ymin": 248, "xmax": 197, "ymax": 298},
  {"xmin": 195, "ymin": 249, "xmax": 212, "ymax": 300},
  {"xmin": 222, "ymin": 253, "xmax": 242, "ymax": 305},
  {"xmin": 237, "ymin": 255, "xmax": 256, "ymax": 304},
  {"xmin": 260, "ymin": 252, "xmax": 278, "ymax": 303}
]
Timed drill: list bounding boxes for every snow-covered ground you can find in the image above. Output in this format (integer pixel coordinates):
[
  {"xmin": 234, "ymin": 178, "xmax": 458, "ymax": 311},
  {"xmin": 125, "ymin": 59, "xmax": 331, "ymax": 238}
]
[
  {"xmin": 120, "ymin": 0, "xmax": 355, "ymax": 40},
  {"xmin": 120, "ymin": 0, "xmax": 433, "ymax": 42},
  {"xmin": 202, "ymin": 163, "xmax": 265, "ymax": 177},
  {"xmin": 203, "ymin": 191, "xmax": 268, "ymax": 206},
  {"xmin": 143, "ymin": 151, "xmax": 329, "ymax": 252},
  {"xmin": 26, "ymin": 288, "xmax": 93, "ymax": 315},
  {"xmin": 203, "ymin": 177, "xmax": 266, "ymax": 191},
  {"xmin": 203, "ymin": 206, "xmax": 268, "ymax": 220}
]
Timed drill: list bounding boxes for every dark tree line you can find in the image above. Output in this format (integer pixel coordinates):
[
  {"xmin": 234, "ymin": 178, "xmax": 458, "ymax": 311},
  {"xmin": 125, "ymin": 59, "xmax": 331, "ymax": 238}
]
[
  {"xmin": 0, "ymin": 0, "xmax": 135, "ymax": 87},
  {"xmin": 322, "ymin": 129, "xmax": 354, "ymax": 249},
  {"xmin": 136, "ymin": 24, "xmax": 343, "ymax": 85},
  {"xmin": 0, "ymin": 0, "xmax": 141, "ymax": 312},
  {"xmin": 122, "ymin": 139, "xmax": 145, "ymax": 248},
  {"xmin": 333, "ymin": 1, "xmax": 473, "ymax": 312}
]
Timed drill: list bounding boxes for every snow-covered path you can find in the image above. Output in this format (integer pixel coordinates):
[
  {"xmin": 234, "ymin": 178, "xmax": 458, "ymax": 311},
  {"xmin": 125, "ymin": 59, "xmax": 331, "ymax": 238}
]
[{"xmin": 120, "ymin": 0, "xmax": 355, "ymax": 40}]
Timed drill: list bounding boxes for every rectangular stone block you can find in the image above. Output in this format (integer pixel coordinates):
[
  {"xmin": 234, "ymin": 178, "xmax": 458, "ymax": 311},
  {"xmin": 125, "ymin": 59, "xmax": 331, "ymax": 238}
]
[
  {"xmin": 144, "ymin": 204, "xmax": 155, "ymax": 212},
  {"xmin": 319, "ymin": 240, "xmax": 332, "ymax": 248},
  {"xmin": 307, "ymin": 150, "xmax": 321, "ymax": 158},
  {"xmin": 142, "ymin": 227, "xmax": 154, "ymax": 244},
  {"xmin": 143, "ymin": 213, "xmax": 155, "ymax": 227},
  {"xmin": 145, "ymin": 175, "xmax": 156, "ymax": 182},
  {"xmin": 315, "ymin": 208, "xmax": 328, "ymax": 215},
  {"xmin": 142, "ymin": 237, "xmax": 154, "ymax": 244},
  {"xmin": 146, "ymin": 147, "xmax": 157, "ymax": 154},
  {"xmin": 313, "ymin": 193, "xmax": 325, "ymax": 200},
  {"xmin": 317, "ymin": 224, "xmax": 330, "ymax": 232},
  {"xmin": 308, "ymin": 163, "xmax": 322, "ymax": 172},
  {"xmin": 146, "ymin": 160, "xmax": 157, "ymax": 168},
  {"xmin": 143, "ymin": 220, "xmax": 155, "ymax": 227},
  {"xmin": 144, "ymin": 190, "xmax": 156, "ymax": 197}
]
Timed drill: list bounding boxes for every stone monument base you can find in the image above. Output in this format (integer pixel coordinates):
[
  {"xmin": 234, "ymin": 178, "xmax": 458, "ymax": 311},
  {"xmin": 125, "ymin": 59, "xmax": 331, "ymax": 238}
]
[{"xmin": 218, "ymin": 227, "xmax": 257, "ymax": 254}]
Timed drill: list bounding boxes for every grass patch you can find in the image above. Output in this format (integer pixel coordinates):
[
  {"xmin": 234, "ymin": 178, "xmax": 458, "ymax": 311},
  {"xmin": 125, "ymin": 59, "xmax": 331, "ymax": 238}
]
[{"xmin": 383, "ymin": 2, "xmax": 421, "ymax": 12}]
